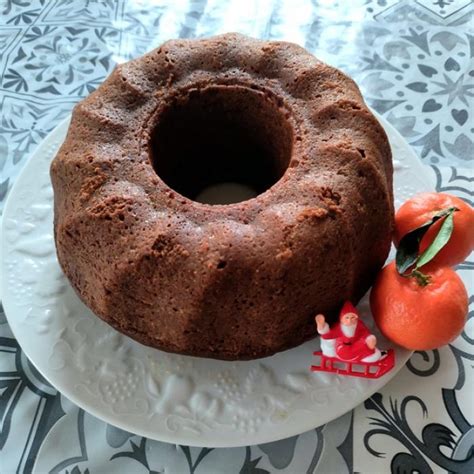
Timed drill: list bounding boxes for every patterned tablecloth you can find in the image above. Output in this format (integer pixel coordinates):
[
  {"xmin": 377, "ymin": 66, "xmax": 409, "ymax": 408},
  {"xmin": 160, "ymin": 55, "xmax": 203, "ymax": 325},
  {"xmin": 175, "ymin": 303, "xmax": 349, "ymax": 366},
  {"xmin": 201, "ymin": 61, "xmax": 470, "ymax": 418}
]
[{"xmin": 1, "ymin": 1, "xmax": 473, "ymax": 472}]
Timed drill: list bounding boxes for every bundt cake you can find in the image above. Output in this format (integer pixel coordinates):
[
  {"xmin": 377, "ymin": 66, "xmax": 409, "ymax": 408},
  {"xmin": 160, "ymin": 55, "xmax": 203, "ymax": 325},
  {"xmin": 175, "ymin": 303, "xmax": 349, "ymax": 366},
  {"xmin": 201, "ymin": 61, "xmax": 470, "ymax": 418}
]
[{"xmin": 51, "ymin": 33, "xmax": 394, "ymax": 360}]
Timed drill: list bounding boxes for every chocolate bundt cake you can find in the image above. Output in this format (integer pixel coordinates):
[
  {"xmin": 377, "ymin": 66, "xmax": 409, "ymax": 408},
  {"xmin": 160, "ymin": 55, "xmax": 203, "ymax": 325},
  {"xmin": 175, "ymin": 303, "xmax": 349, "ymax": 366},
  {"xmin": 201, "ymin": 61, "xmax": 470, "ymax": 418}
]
[{"xmin": 51, "ymin": 33, "xmax": 394, "ymax": 360}]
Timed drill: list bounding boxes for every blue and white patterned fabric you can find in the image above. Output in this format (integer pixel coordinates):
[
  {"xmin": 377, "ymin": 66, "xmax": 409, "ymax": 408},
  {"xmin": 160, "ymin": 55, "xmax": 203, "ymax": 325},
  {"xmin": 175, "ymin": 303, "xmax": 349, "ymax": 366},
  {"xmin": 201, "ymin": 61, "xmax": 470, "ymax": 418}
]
[{"xmin": 1, "ymin": 1, "xmax": 473, "ymax": 472}]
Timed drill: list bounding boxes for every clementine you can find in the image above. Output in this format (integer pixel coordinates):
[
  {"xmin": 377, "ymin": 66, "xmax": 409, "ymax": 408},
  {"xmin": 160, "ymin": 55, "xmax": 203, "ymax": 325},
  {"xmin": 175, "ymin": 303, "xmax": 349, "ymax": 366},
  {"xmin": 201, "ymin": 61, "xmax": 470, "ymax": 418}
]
[
  {"xmin": 370, "ymin": 261, "xmax": 468, "ymax": 351},
  {"xmin": 394, "ymin": 192, "xmax": 474, "ymax": 269}
]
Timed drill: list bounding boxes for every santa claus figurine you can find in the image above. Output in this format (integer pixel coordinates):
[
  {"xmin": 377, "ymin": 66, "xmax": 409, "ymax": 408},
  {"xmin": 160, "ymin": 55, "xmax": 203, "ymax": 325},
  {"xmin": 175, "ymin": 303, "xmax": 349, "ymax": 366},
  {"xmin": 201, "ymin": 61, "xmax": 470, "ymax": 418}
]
[{"xmin": 315, "ymin": 301, "xmax": 385, "ymax": 363}]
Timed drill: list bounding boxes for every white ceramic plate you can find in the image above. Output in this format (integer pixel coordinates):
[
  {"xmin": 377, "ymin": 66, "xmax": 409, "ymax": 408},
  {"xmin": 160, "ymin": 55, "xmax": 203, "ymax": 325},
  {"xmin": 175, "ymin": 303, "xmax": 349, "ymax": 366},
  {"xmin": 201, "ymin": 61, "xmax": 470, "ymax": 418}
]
[{"xmin": 1, "ymin": 113, "xmax": 434, "ymax": 447}]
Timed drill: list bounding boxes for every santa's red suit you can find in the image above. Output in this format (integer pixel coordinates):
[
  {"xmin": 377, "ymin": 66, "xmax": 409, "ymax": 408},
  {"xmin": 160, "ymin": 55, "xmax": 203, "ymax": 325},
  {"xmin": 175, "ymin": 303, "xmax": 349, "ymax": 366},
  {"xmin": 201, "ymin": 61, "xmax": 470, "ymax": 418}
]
[{"xmin": 318, "ymin": 302, "xmax": 381, "ymax": 363}]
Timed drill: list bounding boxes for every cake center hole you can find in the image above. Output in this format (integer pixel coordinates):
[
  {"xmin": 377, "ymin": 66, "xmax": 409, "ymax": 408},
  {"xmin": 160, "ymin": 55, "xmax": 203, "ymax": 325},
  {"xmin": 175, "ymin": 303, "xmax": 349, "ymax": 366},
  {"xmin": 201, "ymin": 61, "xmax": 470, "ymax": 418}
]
[{"xmin": 149, "ymin": 85, "xmax": 293, "ymax": 204}]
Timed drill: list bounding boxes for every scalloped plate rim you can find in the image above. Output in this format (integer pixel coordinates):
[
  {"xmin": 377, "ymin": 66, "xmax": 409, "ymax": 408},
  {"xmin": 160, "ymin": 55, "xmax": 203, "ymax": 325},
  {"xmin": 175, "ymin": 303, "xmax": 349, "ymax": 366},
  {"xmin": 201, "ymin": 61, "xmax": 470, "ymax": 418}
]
[{"xmin": 1, "ymin": 111, "xmax": 434, "ymax": 447}]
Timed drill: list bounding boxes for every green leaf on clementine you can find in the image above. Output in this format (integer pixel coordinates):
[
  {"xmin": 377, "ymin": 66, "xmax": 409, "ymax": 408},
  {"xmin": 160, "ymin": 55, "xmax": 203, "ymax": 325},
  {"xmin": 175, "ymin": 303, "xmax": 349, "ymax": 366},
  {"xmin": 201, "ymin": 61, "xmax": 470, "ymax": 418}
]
[
  {"xmin": 396, "ymin": 206, "xmax": 458, "ymax": 276},
  {"xmin": 415, "ymin": 211, "xmax": 455, "ymax": 269}
]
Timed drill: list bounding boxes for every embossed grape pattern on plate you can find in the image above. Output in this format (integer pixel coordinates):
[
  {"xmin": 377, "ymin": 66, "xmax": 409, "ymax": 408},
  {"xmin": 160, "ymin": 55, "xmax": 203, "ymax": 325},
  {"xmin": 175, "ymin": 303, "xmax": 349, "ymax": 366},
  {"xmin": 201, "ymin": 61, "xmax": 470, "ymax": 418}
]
[{"xmin": 1, "ymin": 113, "xmax": 434, "ymax": 447}]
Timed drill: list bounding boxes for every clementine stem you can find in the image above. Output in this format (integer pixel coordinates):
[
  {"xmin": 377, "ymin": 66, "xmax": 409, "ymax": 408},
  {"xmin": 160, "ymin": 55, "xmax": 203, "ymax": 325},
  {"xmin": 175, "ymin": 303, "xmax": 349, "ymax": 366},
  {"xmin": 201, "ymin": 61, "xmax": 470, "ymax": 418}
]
[{"xmin": 410, "ymin": 269, "xmax": 431, "ymax": 287}]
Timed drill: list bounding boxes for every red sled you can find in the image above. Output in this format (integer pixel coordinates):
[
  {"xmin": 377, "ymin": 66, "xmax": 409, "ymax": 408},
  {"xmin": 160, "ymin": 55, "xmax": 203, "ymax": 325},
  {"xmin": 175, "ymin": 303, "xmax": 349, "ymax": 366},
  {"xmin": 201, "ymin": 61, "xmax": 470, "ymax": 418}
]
[{"xmin": 311, "ymin": 349, "xmax": 395, "ymax": 379}]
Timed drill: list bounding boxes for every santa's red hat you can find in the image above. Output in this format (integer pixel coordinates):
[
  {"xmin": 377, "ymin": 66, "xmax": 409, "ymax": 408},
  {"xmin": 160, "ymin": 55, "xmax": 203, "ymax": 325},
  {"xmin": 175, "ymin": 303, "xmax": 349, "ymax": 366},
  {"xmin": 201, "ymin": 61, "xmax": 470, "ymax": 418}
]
[{"xmin": 339, "ymin": 301, "xmax": 359, "ymax": 320}]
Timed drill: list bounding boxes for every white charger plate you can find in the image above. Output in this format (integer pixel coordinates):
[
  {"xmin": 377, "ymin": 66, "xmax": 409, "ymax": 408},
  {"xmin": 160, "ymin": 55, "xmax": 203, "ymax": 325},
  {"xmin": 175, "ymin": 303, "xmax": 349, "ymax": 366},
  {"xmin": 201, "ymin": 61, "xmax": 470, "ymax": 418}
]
[{"xmin": 1, "ymin": 113, "xmax": 434, "ymax": 447}]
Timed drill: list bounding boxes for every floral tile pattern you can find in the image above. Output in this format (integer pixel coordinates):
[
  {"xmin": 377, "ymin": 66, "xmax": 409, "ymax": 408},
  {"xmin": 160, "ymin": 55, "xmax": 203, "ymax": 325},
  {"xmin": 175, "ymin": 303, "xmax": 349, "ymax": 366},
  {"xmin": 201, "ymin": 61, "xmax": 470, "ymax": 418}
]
[
  {"xmin": 353, "ymin": 26, "xmax": 474, "ymax": 165},
  {"xmin": 0, "ymin": 0, "xmax": 473, "ymax": 473}
]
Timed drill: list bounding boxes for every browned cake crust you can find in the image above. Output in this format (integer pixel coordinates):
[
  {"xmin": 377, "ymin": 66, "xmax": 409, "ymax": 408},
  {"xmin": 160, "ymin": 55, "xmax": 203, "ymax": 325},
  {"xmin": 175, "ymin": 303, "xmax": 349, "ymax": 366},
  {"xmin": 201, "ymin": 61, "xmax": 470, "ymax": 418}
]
[{"xmin": 50, "ymin": 33, "xmax": 394, "ymax": 360}]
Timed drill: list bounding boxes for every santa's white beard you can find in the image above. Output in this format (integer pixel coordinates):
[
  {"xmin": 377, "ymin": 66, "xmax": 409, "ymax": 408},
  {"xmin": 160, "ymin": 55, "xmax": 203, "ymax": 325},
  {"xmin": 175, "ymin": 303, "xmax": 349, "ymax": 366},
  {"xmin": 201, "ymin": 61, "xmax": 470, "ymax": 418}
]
[{"xmin": 341, "ymin": 322, "xmax": 357, "ymax": 337}]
